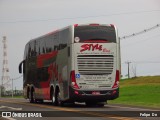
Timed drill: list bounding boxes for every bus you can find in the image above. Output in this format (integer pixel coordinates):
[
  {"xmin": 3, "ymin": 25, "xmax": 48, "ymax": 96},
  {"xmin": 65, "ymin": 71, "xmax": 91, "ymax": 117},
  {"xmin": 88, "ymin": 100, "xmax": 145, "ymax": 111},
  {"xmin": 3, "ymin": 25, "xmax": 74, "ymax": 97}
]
[{"xmin": 19, "ymin": 23, "xmax": 121, "ymax": 106}]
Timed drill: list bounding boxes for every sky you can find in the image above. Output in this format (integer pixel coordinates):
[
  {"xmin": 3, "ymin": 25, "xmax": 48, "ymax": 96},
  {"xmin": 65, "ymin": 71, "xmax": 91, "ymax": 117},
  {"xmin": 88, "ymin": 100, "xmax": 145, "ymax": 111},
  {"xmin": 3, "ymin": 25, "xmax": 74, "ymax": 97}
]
[{"xmin": 0, "ymin": 0, "xmax": 160, "ymax": 90}]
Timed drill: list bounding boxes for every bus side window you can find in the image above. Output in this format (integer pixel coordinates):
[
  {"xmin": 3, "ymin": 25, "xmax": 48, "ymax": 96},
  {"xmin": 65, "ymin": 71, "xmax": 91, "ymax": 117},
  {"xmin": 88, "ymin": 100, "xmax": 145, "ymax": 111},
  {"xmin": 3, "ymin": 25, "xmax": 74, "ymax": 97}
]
[
  {"xmin": 28, "ymin": 43, "xmax": 31, "ymax": 58},
  {"xmin": 54, "ymin": 33, "xmax": 59, "ymax": 51},
  {"xmin": 30, "ymin": 41, "xmax": 35, "ymax": 57},
  {"xmin": 24, "ymin": 43, "xmax": 29, "ymax": 59},
  {"xmin": 37, "ymin": 67, "xmax": 49, "ymax": 82},
  {"xmin": 59, "ymin": 28, "xmax": 68, "ymax": 50},
  {"xmin": 39, "ymin": 38, "xmax": 46, "ymax": 54},
  {"xmin": 33, "ymin": 40, "xmax": 37, "ymax": 56},
  {"xmin": 27, "ymin": 41, "xmax": 35, "ymax": 57},
  {"xmin": 46, "ymin": 35, "xmax": 54, "ymax": 53},
  {"xmin": 36, "ymin": 40, "xmax": 40, "ymax": 56},
  {"xmin": 37, "ymin": 68, "xmax": 41, "ymax": 80},
  {"xmin": 23, "ymin": 61, "xmax": 25, "ymax": 74}
]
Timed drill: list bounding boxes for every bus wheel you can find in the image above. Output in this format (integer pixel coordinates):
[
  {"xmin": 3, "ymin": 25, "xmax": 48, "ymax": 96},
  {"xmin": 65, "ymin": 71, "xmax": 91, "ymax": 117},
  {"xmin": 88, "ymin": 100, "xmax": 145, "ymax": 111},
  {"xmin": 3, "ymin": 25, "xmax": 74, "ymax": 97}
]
[
  {"xmin": 57, "ymin": 90, "xmax": 64, "ymax": 106},
  {"xmin": 33, "ymin": 91, "xmax": 37, "ymax": 103},
  {"xmin": 51, "ymin": 91, "xmax": 56, "ymax": 105},
  {"xmin": 29, "ymin": 90, "xmax": 34, "ymax": 103}
]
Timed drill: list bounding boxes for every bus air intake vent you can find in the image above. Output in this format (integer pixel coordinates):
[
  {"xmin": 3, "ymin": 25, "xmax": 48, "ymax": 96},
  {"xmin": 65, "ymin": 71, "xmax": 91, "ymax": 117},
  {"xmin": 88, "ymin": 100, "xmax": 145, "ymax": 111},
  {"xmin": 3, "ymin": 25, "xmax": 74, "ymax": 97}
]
[{"xmin": 77, "ymin": 55, "xmax": 114, "ymax": 75}]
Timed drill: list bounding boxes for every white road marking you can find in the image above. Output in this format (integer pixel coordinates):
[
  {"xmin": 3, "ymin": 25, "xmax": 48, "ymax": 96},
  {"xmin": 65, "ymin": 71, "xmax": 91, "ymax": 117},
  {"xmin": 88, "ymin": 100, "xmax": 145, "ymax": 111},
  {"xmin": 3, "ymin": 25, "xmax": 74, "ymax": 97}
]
[
  {"xmin": 5, "ymin": 117, "xmax": 17, "ymax": 120},
  {"xmin": 106, "ymin": 104, "xmax": 159, "ymax": 111},
  {"xmin": 0, "ymin": 105, "xmax": 22, "ymax": 110}
]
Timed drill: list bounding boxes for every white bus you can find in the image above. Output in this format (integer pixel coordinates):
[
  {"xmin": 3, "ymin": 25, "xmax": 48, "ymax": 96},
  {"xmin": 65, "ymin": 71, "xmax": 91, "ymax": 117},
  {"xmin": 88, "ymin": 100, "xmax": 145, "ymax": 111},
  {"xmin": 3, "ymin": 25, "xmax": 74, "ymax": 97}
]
[{"xmin": 19, "ymin": 23, "xmax": 121, "ymax": 106}]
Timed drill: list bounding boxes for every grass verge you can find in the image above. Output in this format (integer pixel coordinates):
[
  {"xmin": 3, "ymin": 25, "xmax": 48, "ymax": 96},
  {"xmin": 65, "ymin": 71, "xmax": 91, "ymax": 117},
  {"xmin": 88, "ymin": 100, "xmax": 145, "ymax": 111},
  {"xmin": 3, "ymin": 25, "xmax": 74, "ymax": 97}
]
[{"xmin": 109, "ymin": 76, "xmax": 160, "ymax": 109}]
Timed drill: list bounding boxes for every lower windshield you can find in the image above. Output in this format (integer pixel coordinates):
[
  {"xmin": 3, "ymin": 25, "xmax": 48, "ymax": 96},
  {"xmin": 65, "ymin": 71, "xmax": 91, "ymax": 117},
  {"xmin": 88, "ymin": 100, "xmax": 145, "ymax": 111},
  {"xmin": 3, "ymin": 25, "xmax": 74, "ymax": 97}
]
[{"xmin": 74, "ymin": 25, "xmax": 116, "ymax": 43}]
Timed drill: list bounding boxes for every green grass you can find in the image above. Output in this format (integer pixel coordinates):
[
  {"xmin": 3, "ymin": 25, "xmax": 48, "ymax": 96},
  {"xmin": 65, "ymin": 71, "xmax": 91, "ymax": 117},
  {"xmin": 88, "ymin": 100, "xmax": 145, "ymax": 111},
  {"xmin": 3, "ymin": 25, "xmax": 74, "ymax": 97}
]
[{"xmin": 109, "ymin": 76, "xmax": 160, "ymax": 109}]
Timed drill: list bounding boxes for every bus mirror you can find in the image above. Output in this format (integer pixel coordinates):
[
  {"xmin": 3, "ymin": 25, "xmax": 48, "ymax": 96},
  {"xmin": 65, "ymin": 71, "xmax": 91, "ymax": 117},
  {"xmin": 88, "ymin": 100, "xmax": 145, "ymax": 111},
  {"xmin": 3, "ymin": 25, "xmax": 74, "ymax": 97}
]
[{"xmin": 19, "ymin": 60, "xmax": 24, "ymax": 74}]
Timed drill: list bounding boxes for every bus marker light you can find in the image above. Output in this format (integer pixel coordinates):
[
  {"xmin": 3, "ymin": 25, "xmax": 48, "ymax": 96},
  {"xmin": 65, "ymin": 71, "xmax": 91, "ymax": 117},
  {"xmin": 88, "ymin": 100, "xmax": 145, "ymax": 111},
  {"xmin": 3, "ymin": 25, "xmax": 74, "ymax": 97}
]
[
  {"xmin": 112, "ymin": 90, "xmax": 117, "ymax": 95},
  {"xmin": 75, "ymin": 37, "xmax": 80, "ymax": 43},
  {"xmin": 74, "ymin": 91, "xmax": 79, "ymax": 95},
  {"xmin": 110, "ymin": 24, "xmax": 115, "ymax": 28},
  {"xmin": 71, "ymin": 71, "xmax": 80, "ymax": 89},
  {"xmin": 74, "ymin": 24, "xmax": 78, "ymax": 27},
  {"xmin": 112, "ymin": 70, "xmax": 120, "ymax": 88}
]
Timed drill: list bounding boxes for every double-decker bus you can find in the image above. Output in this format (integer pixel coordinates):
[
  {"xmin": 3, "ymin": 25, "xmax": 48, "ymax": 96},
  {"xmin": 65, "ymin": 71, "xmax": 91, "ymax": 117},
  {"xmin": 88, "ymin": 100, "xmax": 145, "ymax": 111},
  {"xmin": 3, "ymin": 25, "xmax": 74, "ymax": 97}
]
[{"xmin": 19, "ymin": 23, "xmax": 121, "ymax": 106}]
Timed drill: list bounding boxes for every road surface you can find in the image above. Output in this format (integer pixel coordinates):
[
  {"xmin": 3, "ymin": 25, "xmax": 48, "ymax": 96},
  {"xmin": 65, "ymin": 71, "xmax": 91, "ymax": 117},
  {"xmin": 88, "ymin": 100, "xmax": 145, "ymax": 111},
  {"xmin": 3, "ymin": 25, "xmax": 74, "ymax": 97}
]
[{"xmin": 0, "ymin": 98, "xmax": 159, "ymax": 120}]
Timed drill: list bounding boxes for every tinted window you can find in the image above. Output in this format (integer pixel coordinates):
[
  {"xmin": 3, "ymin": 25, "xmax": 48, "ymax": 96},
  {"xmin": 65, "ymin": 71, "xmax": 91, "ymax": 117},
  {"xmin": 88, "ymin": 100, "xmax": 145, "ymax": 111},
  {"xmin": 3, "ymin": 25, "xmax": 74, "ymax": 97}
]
[
  {"xmin": 35, "ymin": 40, "xmax": 40, "ymax": 55},
  {"xmin": 45, "ymin": 35, "xmax": 54, "ymax": 53},
  {"xmin": 53, "ymin": 33, "xmax": 59, "ymax": 51},
  {"xmin": 74, "ymin": 26, "xmax": 116, "ymax": 43},
  {"xmin": 39, "ymin": 38, "xmax": 46, "ymax": 54},
  {"xmin": 24, "ymin": 43, "xmax": 29, "ymax": 59},
  {"xmin": 59, "ymin": 28, "xmax": 69, "ymax": 49},
  {"xmin": 37, "ymin": 67, "xmax": 49, "ymax": 82}
]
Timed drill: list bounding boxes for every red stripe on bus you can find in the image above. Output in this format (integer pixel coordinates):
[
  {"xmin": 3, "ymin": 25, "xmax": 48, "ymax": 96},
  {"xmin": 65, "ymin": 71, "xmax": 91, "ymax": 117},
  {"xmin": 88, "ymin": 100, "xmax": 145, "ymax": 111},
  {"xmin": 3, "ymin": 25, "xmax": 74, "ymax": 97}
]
[{"xmin": 37, "ymin": 51, "xmax": 58, "ymax": 68}]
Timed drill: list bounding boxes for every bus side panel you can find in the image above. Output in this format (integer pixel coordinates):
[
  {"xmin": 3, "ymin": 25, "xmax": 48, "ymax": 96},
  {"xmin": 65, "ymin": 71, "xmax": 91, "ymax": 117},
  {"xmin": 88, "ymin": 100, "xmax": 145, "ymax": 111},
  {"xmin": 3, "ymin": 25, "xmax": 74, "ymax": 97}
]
[
  {"xmin": 23, "ymin": 57, "xmax": 37, "ymax": 97},
  {"xmin": 37, "ymin": 51, "xmax": 58, "ymax": 100},
  {"xmin": 56, "ymin": 26, "xmax": 73, "ymax": 101},
  {"xmin": 56, "ymin": 47, "xmax": 69, "ymax": 100}
]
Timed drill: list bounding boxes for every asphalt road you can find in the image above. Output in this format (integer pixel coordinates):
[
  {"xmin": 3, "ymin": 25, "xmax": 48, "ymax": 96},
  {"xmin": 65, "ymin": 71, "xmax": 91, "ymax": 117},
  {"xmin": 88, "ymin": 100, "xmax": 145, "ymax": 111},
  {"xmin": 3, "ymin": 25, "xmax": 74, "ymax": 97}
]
[{"xmin": 0, "ymin": 98, "xmax": 159, "ymax": 120}]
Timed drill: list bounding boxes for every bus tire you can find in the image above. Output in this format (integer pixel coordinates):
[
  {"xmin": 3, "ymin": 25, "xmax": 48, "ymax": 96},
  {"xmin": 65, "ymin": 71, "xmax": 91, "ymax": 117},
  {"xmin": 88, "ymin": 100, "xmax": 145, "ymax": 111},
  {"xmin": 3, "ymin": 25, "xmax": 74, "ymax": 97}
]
[
  {"xmin": 51, "ymin": 90, "xmax": 56, "ymax": 105},
  {"xmin": 33, "ymin": 91, "xmax": 38, "ymax": 103},
  {"xmin": 29, "ymin": 90, "xmax": 34, "ymax": 103},
  {"xmin": 57, "ymin": 89, "xmax": 64, "ymax": 106}
]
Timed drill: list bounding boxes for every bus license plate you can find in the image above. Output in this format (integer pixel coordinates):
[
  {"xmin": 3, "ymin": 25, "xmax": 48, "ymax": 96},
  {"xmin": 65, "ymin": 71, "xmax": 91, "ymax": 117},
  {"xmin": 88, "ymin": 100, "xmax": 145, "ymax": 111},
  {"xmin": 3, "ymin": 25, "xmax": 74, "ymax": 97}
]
[{"xmin": 92, "ymin": 91, "xmax": 100, "ymax": 95}]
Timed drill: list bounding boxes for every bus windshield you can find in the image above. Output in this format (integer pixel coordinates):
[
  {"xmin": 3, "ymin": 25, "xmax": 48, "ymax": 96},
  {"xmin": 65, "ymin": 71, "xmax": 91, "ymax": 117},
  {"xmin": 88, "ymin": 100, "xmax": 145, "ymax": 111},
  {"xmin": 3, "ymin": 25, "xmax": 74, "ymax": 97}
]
[{"xmin": 74, "ymin": 25, "xmax": 116, "ymax": 43}]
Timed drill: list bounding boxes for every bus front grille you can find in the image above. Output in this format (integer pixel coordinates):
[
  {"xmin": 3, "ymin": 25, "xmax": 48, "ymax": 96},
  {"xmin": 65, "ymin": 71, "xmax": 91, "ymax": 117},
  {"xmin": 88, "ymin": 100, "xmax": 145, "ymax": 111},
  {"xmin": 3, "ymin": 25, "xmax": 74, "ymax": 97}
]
[{"xmin": 77, "ymin": 55, "xmax": 114, "ymax": 75}]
